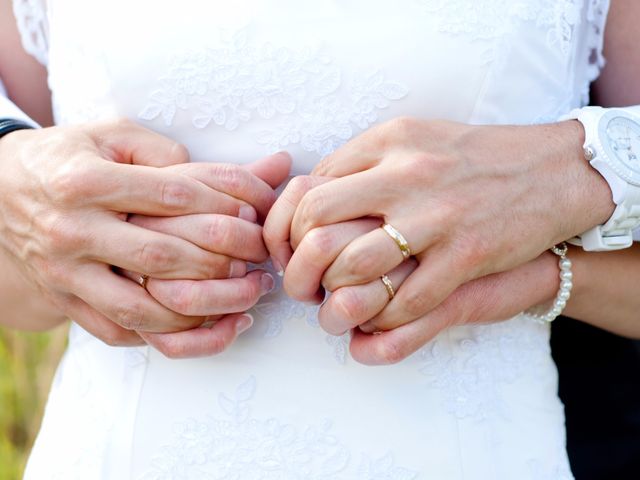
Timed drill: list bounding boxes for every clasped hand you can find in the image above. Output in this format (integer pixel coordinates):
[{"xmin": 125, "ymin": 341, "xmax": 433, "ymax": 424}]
[
  {"xmin": 3, "ymin": 116, "xmax": 610, "ymax": 362},
  {"xmin": 0, "ymin": 118, "xmax": 290, "ymax": 358},
  {"xmin": 263, "ymin": 117, "xmax": 612, "ymax": 364}
]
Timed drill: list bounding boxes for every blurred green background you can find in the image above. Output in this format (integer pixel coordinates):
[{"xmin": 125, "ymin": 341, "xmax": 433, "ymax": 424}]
[{"xmin": 0, "ymin": 325, "xmax": 67, "ymax": 480}]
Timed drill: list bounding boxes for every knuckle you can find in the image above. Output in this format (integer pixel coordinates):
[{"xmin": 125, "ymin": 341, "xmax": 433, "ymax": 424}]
[
  {"xmin": 100, "ymin": 329, "xmax": 134, "ymax": 347},
  {"xmin": 303, "ymin": 227, "xmax": 335, "ymax": 259},
  {"xmin": 115, "ymin": 301, "xmax": 146, "ymax": 330},
  {"xmin": 342, "ymin": 247, "xmax": 378, "ymax": 279},
  {"xmin": 388, "ymin": 115, "xmax": 417, "ymax": 133},
  {"xmin": 160, "ymin": 179, "xmax": 196, "ymax": 210},
  {"xmin": 169, "ymin": 283, "xmax": 196, "ymax": 315},
  {"xmin": 396, "ymin": 152, "xmax": 453, "ymax": 184},
  {"xmin": 206, "ymin": 216, "xmax": 230, "ymax": 248},
  {"xmin": 286, "ymin": 175, "xmax": 315, "ymax": 198},
  {"xmin": 112, "ymin": 116, "xmax": 137, "ymax": 131},
  {"xmin": 47, "ymin": 162, "xmax": 96, "ymax": 206},
  {"xmin": 198, "ymin": 255, "xmax": 231, "ymax": 280},
  {"xmin": 169, "ymin": 142, "xmax": 190, "ymax": 164},
  {"xmin": 451, "ymin": 235, "xmax": 491, "ymax": 273},
  {"xmin": 297, "ymin": 190, "xmax": 327, "ymax": 227},
  {"xmin": 137, "ymin": 240, "xmax": 177, "ymax": 273},
  {"xmin": 383, "ymin": 116, "xmax": 420, "ymax": 145},
  {"xmin": 42, "ymin": 214, "xmax": 89, "ymax": 255},
  {"xmin": 332, "ymin": 288, "xmax": 368, "ymax": 326},
  {"xmin": 402, "ymin": 290, "xmax": 431, "ymax": 317},
  {"xmin": 312, "ymin": 155, "xmax": 333, "ymax": 176},
  {"xmin": 218, "ymin": 164, "xmax": 249, "ymax": 193},
  {"xmin": 41, "ymin": 262, "xmax": 72, "ymax": 287}
]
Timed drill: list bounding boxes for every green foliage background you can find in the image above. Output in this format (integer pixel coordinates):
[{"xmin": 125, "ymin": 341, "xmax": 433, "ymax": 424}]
[{"xmin": 0, "ymin": 326, "xmax": 67, "ymax": 480}]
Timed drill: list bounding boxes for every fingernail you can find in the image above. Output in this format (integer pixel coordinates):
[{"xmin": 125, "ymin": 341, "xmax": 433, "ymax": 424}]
[
  {"xmin": 271, "ymin": 256, "xmax": 284, "ymax": 277},
  {"xmin": 230, "ymin": 260, "xmax": 247, "ymax": 278},
  {"xmin": 260, "ymin": 273, "xmax": 275, "ymax": 295},
  {"xmin": 239, "ymin": 205, "xmax": 257, "ymax": 223},
  {"xmin": 359, "ymin": 321, "xmax": 377, "ymax": 334},
  {"xmin": 235, "ymin": 314, "xmax": 254, "ymax": 335}
]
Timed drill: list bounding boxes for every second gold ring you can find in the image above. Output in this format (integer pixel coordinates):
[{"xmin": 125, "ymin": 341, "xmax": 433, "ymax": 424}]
[{"xmin": 380, "ymin": 274, "xmax": 395, "ymax": 301}]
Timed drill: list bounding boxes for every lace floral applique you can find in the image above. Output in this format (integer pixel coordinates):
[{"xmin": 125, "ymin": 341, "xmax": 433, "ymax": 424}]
[
  {"xmin": 247, "ymin": 261, "xmax": 353, "ymax": 364},
  {"xmin": 248, "ymin": 261, "xmax": 319, "ymax": 338},
  {"xmin": 139, "ymin": 28, "xmax": 408, "ymax": 157},
  {"xmin": 418, "ymin": 315, "xmax": 549, "ymax": 420},
  {"xmin": 12, "ymin": 0, "xmax": 49, "ymax": 65},
  {"xmin": 416, "ymin": 0, "xmax": 582, "ymax": 55},
  {"xmin": 139, "ymin": 377, "xmax": 418, "ymax": 480},
  {"xmin": 326, "ymin": 332, "xmax": 352, "ymax": 365}
]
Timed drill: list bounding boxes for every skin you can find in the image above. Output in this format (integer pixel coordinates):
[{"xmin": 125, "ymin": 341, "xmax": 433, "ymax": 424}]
[
  {"xmin": 2, "ymin": 0, "xmax": 640, "ymax": 362},
  {"xmin": 263, "ymin": 0, "xmax": 640, "ymax": 365},
  {"xmin": 0, "ymin": 0, "xmax": 292, "ymax": 357}
]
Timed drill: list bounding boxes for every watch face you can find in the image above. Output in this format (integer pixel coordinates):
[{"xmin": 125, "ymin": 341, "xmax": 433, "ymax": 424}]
[{"xmin": 604, "ymin": 116, "xmax": 640, "ymax": 176}]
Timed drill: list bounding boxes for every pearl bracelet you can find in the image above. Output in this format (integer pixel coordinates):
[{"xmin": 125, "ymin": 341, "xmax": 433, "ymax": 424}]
[{"xmin": 525, "ymin": 242, "xmax": 573, "ymax": 323}]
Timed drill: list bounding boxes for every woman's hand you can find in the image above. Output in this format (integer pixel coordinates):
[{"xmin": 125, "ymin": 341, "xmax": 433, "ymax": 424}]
[
  {"xmin": 0, "ymin": 118, "xmax": 286, "ymax": 349},
  {"xmin": 268, "ymin": 214, "xmax": 559, "ymax": 364},
  {"xmin": 345, "ymin": 252, "xmax": 560, "ymax": 365},
  {"xmin": 265, "ymin": 117, "xmax": 614, "ymax": 335}
]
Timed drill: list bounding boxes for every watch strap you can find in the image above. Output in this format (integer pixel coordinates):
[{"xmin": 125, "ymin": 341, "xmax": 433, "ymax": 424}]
[
  {"xmin": 0, "ymin": 118, "xmax": 35, "ymax": 139},
  {"xmin": 561, "ymin": 107, "xmax": 640, "ymax": 251}
]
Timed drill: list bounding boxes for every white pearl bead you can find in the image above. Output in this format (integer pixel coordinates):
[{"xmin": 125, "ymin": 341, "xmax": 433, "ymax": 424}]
[
  {"xmin": 559, "ymin": 258, "xmax": 572, "ymax": 270},
  {"xmin": 554, "ymin": 299, "xmax": 567, "ymax": 309},
  {"xmin": 525, "ymin": 244, "xmax": 573, "ymax": 324},
  {"xmin": 560, "ymin": 271, "xmax": 573, "ymax": 281},
  {"xmin": 559, "ymin": 290, "xmax": 571, "ymax": 301}
]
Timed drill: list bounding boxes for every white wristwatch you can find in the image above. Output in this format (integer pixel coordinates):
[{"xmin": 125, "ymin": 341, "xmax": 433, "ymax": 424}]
[{"xmin": 560, "ymin": 106, "xmax": 640, "ymax": 251}]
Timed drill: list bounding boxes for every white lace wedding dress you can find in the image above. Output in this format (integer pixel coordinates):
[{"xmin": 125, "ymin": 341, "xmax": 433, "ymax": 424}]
[{"xmin": 15, "ymin": 1, "xmax": 610, "ymax": 478}]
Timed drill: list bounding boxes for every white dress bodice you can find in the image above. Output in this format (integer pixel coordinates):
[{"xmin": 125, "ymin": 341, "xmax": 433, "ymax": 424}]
[{"xmin": 17, "ymin": 1, "xmax": 609, "ymax": 479}]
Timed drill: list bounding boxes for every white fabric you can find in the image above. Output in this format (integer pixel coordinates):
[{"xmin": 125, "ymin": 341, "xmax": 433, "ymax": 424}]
[{"xmin": 17, "ymin": 1, "xmax": 613, "ymax": 479}]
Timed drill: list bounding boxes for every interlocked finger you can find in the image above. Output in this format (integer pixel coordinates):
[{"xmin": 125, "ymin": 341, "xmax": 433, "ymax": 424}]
[
  {"xmin": 322, "ymin": 220, "xmax": 429, "ymax": 291},
  {"xmin": 62, "ymin": 294, "xmax": 146, "ymax": 347},
  {"xmin": 283, "ymin": 218, "xmax": 380, "ymax": 302},
  {"xmin": 140, "ymin": 313, "xmax": 254, "ymax": 359},
  {"xmin": 349, "ymin": 310, "xmax": 451, "ymax": 365},
  {"xmin": 147, "ymin": 270, "xmax": 274, "ymax": 317},
  {"xmin": 263, "ymin": 175, "xmax": 334, "ymax": 273},
  {"xmin": 71, "ymin": 263, "xmax": 205, "ymax": 333},
  {"xmin": 358, "ymin": 249, "xmax": 465, "ymax": 333},
  {"xmin": 92, "ymin": 217, "xmax": 243, "ymax": 280},
  {"xmin": 128, "ymin": 213, "xmax": 268, "ymax": 263},
  {"xmin": 318, "ymin": 258, "xmax": 418, "ymax": 336},
  {"xmin": 92, "ymin": 161, "xmax": 254, "ymax": 217}
]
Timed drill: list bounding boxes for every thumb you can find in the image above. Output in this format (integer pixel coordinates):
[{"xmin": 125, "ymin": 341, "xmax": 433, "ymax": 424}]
[
  {"xmin": 94, "ymin": 120, "xmax": 191, "ymax": 167},
  {"xmin": 243, "ymin": 151, "xmax": 292, "ymax": 189}
]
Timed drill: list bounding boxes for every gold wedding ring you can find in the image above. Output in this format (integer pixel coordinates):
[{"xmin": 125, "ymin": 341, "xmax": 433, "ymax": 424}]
[
  {"xmin": 381, "ymin": 223, "xmax": 411, "ymax": 260},
  {"xmin": 138, "ymin": 274, "xmax": 149, "ymax": 291},
  {"xmin": 380, "ymin": 274, "xmax": 396, "ymax": 301}
]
